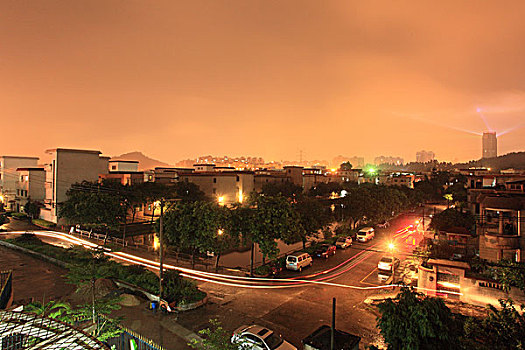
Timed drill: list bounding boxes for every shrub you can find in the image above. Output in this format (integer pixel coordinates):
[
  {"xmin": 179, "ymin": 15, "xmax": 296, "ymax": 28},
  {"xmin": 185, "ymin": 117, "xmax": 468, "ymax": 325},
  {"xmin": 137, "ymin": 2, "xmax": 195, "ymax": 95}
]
[{"xmin": 12, "ymin": 212, "xmax": 28, "ymax": 219}]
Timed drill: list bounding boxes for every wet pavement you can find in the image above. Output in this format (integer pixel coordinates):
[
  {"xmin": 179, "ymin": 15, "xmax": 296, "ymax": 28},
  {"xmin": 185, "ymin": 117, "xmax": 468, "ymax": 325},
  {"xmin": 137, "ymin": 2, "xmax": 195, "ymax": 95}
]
[{"xmin": 0, "ymin": 245, "xmax": 74, "ymax": 304}]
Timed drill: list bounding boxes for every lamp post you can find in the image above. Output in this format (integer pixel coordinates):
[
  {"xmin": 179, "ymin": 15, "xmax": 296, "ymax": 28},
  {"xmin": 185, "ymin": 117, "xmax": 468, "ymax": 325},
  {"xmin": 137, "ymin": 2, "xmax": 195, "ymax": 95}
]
[{"xmin": 157, "ymin": 200, "xmax": 165, "ymax": 306}]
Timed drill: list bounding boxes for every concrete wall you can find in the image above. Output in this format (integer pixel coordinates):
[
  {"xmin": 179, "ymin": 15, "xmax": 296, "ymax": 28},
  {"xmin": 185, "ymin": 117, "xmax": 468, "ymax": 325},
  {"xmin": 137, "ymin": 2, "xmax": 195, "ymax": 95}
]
[
  {"xmin": 418, "ymin": 264, "xmax": 525, "ymax": 307},
  {"xmin": 108, "ymin": 161, "xmax": 139, "ymax": 172},
  {"xmin": 42, "ymin": 149, "xmax": 108, "ymax": 223},
  {"xmin": 0, "ymin": 156, "xmax": 39, "ymax": 210}
]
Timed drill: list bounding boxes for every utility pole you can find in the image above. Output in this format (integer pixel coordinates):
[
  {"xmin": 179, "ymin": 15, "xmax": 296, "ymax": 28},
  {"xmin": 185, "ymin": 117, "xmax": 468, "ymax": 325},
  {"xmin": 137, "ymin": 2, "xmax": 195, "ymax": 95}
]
[
  {"xmin": 158, "ymin": 200, "xmax": 164, "ymax": 306},
  {"xmin": 331, "ymin": 297, "xmax": 336, "ymax": 350}
]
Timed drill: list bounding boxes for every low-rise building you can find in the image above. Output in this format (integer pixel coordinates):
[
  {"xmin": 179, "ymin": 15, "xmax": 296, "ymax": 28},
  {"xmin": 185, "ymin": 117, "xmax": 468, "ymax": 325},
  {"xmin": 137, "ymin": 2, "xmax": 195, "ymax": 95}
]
[
  {"xmin": 41, "ymin": 148, "xmax": 109, "ymax": 224},
  {"xmin": 0, "ymin": 156, "xmax": 40, "ymax": 211},
  {"xmin": 179, "ymin": 171, "xmax": 254, "ymax": 205},
  {"xmin": 381, "ymin": 173, "xmax": 415, "ymax": 189},
  {"xmin": 16, "ymin": 167, "xmax": 46, "ymax": 210}
]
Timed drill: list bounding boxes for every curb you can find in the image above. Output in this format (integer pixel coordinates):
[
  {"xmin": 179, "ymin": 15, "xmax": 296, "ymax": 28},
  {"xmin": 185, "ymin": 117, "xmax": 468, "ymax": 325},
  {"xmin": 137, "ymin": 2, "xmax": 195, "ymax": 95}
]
[{"xmin": 0, "ymin": 240, "xmax": 68, "ymax": 268}]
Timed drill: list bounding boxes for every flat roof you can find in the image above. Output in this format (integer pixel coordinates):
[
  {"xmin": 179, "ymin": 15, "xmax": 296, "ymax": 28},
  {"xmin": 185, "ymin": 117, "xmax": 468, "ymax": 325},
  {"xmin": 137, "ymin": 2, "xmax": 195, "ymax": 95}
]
[
  {"xmin": 0, "ymin": 155, "xmax": 39, "ymax": 160},
  {"xmin": 16, "ymin": 167, "xmax": 45, "ymax": 171},
  {"xmin": 193, "ymin": 163, "xmax": 216, "ymax": 166},
  {"xmin": 105, "ymin": 171, "xmax": 144, "ymax": 174},
  {"xmin": 181, "ymin": 171, "xmax": 254, "ymax": 176},
  {"xmin": 109, "ymin": 159, "xmax": 139, "ymax": 163},
  {"xmin": 45, "ymin": 148, "xmax": 102, "ymax": 155}
]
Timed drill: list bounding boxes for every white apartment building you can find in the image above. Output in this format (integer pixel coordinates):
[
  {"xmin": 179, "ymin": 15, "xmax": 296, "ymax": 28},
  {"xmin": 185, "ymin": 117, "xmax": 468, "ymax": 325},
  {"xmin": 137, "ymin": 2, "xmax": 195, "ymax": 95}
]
[
  {"xmin": 16, "ymin": 167, "xmax": 46, "ymax": 210},
  {"xmin": 0, "ymin": 156, "xmax": 39, "ymax": 211},
  {"xmin": 40, "ymin": 148, "xmax": 109, "ymax": 223}
]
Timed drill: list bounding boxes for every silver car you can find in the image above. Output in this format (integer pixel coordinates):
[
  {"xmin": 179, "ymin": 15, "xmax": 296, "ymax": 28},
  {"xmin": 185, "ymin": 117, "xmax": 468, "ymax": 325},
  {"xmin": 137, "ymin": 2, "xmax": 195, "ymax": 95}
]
[{"xmin": 231, "ymin": 325, "xmax": 297, "ymax": 350}]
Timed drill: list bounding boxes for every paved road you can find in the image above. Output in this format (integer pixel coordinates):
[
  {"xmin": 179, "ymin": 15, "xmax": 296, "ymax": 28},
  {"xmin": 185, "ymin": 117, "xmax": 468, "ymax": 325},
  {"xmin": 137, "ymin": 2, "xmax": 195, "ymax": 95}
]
[{"xmin": 1, "ymin": 208, "xmax": 428, "ymax": 349}]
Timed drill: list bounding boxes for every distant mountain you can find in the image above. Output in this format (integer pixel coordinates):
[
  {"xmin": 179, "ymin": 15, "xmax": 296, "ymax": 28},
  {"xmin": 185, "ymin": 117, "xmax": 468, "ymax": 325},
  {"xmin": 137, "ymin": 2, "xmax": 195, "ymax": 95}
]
[
  {"xmin": 456, "ymin": 152, "xmax": 525, "ymax": 170},
  {"xmin": 111, "ymin": 151, "xmax": 172, "ymax": 171}
]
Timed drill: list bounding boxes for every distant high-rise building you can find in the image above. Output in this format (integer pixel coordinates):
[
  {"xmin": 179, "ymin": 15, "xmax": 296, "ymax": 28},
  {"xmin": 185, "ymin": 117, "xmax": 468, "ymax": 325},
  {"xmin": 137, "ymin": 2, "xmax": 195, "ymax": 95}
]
[
  {"xmin": 374, "ymin": 156, "xmax": 403, "ymax": 166},
  {"xmin": 332, "ymin": 155, "xmax": 364, "ymax": 168},
  {"xmin": 482, "ymin": 132, "xmax": 497, "ymax": 159},
  {"xmin": 416, "ymin": 150, "xmax": 435, "ymax": 163}
]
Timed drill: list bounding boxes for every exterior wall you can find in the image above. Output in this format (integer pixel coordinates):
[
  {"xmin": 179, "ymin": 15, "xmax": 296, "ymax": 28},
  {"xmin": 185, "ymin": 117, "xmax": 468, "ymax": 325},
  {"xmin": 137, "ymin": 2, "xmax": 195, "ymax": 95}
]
[
  {"xmin": 418, "ymin": 263, "xmax": 525, "ymax": 307},
  {"xmin": 0, "ymin": 156, "xmax": 39, "ymax": 211},
  {"xmin": 42, "ymin": 149, "xmax": 108, "ymax": 223},
  {"xmin": 99, "ymin": 172, "xmax": 144, "ymax": 186},
  {"xmin": 254, "ymin": 174, "xmax": 288, "ymax": 192},
  {"xmin": 482, "ymin": 132, "xmax": 497, "ymax": 159},
  {"xmin": 108, "ymin": 161, "xmax": 139, "ymax": 172},
  {"xmin": 284, "ymin": 166, "xmax": 303, "ymax": 186},
  {"xmin": 180, "ymin": 172, "xmax": 254, "ymax": 205},
  {"xmin": 17, "ymin": 169, "xmax": 45, "ymax": 208},
  {"xmin": 381, "ymin": 174, "xmax": 415, "ymax": 188}
]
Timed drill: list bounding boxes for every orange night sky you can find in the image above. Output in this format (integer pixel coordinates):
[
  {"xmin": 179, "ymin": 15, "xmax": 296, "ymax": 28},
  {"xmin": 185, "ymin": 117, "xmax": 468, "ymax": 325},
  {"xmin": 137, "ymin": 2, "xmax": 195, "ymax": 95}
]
[{"xmin": 1, "ymin": 1, "xmax": 524, "ymax": 164}]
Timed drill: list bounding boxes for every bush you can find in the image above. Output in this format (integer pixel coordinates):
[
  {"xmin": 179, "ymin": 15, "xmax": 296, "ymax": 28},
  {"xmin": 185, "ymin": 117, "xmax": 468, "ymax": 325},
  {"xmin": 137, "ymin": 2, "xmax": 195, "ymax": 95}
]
[{"xmin": 0, "ymin": 214, "xmax": 8, "ymax": 225}]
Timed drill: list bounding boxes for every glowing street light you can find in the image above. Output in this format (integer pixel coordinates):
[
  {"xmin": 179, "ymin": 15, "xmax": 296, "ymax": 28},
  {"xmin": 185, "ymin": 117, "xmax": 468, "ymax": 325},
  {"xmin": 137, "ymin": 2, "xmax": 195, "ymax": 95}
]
[
  {"xmin": 217, "ymin": 229, "xmax": 224, "ymax": 236},
  {"xmin": 217, "ymin": 196, "xmax": 225, "ymax": 205},
  {"xmin": 388, "ymin": 242, "xmax": 395, "ymax": 251}
]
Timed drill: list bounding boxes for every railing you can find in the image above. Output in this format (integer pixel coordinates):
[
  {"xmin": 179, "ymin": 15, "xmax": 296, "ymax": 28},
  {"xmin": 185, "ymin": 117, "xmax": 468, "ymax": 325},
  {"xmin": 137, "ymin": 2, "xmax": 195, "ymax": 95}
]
[{"xmin": 0, "ymin": 270, "xmax": 13, "ymax": 309}]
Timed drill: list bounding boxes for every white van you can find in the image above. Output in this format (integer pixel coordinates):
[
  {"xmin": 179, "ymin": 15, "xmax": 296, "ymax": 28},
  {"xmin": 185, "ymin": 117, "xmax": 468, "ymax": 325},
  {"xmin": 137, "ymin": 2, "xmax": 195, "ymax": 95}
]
[
  {"xmin": 356, "ymin": 227, "xmax": 375, "ymax": 242},
  {"xmin": 286, "ymin": 253, "xmax": 313, "ymax": 272}
]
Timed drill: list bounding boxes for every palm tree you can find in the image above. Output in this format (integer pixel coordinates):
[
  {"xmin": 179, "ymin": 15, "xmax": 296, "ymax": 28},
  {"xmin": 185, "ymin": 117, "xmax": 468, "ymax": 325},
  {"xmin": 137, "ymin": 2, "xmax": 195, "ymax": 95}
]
[{"xmin": 25, "ymin": 300, "xmax": 73, "ymax": 322}]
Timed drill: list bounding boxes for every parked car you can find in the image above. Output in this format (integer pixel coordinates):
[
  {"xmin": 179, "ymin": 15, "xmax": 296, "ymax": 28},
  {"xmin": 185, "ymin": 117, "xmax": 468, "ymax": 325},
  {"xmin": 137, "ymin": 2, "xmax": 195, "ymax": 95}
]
[
  {"xmin": 377, "ymin": 256, "xmax": 400, "ymax": 271},
  {"xmin": 335, "ymin": 236, "xmax": 352, "ymax": 249},
  {"xmin": 356, "ymin": 227, "xmax": 375, "ymax": 242},
  {"xmin": 314, "ymin": 244, "xmax": 336, "ymax": 259},
  {"xmin": 286, "ymin": 253, "xmax": 313, "ymax": 272},
  {"xmin": 232, "ymin": 325, "xmax": 297, "ymax": 350}
]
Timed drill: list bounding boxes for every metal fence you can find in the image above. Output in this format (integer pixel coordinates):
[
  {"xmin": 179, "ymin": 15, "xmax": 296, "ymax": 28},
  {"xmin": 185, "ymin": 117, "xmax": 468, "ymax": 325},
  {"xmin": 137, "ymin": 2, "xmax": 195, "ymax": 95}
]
[
  {"xmin": 0, "ymin": 271, "xmax": 12, "ymax": 310},
  {"xmin": 105, "ymin": 327, "xmax": 167, "ymax": 350}
]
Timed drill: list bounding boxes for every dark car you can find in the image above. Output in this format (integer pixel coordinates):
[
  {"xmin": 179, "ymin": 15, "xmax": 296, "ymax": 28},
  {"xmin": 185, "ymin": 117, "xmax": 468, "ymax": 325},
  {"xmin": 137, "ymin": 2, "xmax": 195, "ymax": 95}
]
[{"xmin": 314, "ymin": 244, "xmax": 336, "ymax": 259}]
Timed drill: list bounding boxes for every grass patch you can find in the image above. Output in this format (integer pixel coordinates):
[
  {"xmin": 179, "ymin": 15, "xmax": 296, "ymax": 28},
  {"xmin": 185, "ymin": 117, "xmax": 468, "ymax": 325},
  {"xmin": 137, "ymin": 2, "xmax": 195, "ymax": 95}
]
[{"xmin": 32, "ymin": 218, "xmax": 57, "ymax": 228}]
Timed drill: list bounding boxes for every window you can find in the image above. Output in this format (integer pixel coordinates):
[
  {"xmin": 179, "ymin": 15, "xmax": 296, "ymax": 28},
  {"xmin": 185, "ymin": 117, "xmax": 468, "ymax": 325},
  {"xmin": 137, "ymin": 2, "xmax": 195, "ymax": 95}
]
[
  {"xmin": 213, "ymin": 178, "xmax": 217, "ymax": 183},
  {"xmin": 212, "ymin": 188, "xmax": 216, "ymax": 194},
  {"xmin": 111, "ymin": 165, "xmax": 117, "ymax": 170},
  {"xmin": 236, "ymin": 176, "xmax": 240, "ymax": 182}
]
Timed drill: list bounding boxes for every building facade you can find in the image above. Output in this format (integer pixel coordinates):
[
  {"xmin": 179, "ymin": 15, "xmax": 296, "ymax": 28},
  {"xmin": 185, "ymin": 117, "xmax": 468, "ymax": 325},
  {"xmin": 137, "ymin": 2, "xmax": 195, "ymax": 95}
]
[
  {"xmin": 416, "ymin": 150, "xmax": 435, "ymax": 163},
  {"xmin": 0, "ymin": 156, "xmax": 39, "ymax": 211},
  {"xmin": 40, "ymin": 148, "xmax": 109, "ymax": 223},
  {"xmin": 482, "ymin": 131, "xmax": 497, "ymax": 159}
]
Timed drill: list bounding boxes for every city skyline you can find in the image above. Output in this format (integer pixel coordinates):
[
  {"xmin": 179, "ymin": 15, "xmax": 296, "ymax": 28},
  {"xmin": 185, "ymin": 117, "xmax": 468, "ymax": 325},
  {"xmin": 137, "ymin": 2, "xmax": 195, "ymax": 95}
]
[{"xmin": 2, "ymin": 1, "xmax": 525, "ymax": 164}]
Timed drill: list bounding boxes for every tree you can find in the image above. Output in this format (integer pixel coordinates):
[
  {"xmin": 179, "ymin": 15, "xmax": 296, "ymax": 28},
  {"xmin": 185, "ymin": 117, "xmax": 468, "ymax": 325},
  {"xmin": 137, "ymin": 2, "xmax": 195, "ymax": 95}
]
[
  {"xmin": 250, "ymin": 194, "xmax": 302, "ymax": 263},
  {"xmin": 162, "ymin": 201, "xmax": 226, "ymax": 268},
  {"xmin": 24, "ymin": 300, "xmax": 74, "ymax": 322},
  {"xmin": 340, "ymin": 161, "xmax": 353, "ymax": 170},
  {"xmin": 66, "ymin": 248, "xmax": 117, "ymax": 323},
  {"xmin": 295, "ymin": 197, "xmax": 330, "ymax": 249},
  {"xmin": 59, "ymin": 181, "xmax": 125, "ymax": 231},
  {"xmin": 189, "ymin": 319, "xmax": 245, "ymax": 350},
  {"xmin": 493, "ymin": 259, "xmax": 525, "ymax": 292},
  {"xmin": 464, "ymin": 299, "xmax": 525, "ymax": 350},
  {"xmin": 171, "ymin": 181, "xmax": 208, "ymax": 202},
  {"xmin": 376, "ymin": 288, "xmax": 463, "ymax": 350},
  {"xmin": 429, "ymin": 208, "xmax": 475, "ymax": 233},
  {"xmin": 261, "ymin": 181, "xmax": 303, "ymax": 199},
  {"xmin": 23, "ymin": 197, "xmax": 42, "ymax": 219}
]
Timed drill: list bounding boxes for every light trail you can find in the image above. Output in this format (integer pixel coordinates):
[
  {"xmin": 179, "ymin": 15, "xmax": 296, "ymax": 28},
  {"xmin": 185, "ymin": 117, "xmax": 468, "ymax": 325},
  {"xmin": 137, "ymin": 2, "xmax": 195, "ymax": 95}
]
[{"xmin": 1, "ymin": 225, "xmax": 461, "ymax": 296}]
